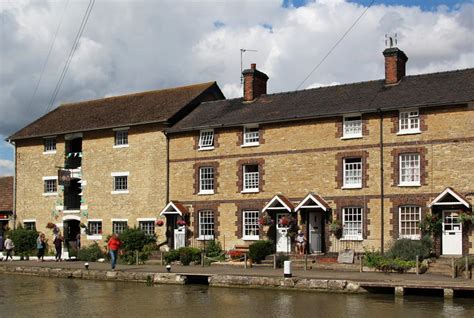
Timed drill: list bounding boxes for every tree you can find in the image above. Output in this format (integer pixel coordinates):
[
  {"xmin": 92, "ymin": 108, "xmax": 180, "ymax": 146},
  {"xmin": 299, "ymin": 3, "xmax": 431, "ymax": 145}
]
[{"xmin": 10, "ymin": 226, "xmax": 38, "ymax": 259}]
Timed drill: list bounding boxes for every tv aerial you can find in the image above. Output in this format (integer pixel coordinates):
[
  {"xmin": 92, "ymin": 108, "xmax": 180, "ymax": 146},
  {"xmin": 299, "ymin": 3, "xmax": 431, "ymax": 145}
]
[{"xmin": 240, "ymin": 48, "xmax": 258, "ymax": 84}]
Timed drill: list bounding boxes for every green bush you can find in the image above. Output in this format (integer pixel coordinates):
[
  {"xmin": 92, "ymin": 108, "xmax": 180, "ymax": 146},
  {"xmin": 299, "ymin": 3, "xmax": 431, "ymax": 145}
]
[
  {"xmin": 77, "ymin": 243, "xmax": 105, "ymax": 261},
  {"xmin": 386, "ymin": 236, "xmax": 432, "ymax": 261},
  {"xmin": 275, "ymin": 253, "xmax": 289, "ymax": 268},
  {"xmin": 178, "ymin": 247, "xmax": 201, "ymax": 265},
  {"xmin": 364, "ymin": 249, "xmax": 416, "ymax": 273},
  {"xmin": 205, "ymin": 240, "xmax": 222, "ymax": 258},
  {"xmin": 10, "ymin": 226, "xmax": 38, "ymax": 258},
  {"xmin": 164, "ymin": 249, "xmax": 180, "ymax": 264},
  {"xmin": 118, "ymin": 227, "xmax": 156, "ymax": 264},
  {"xmin": 249, "ymin": 240, "xmax": 274, "ymax": 264}
]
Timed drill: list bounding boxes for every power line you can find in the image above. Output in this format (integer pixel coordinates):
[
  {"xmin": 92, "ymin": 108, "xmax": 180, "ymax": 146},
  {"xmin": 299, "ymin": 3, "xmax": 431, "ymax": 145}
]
[
  {"xmin": 27, "ymin": 0, "xmax": 70, "ymax": 113},
  {"xmin": 45, "ymin": 0, "xmax": 96, "ymax": 114},
  {"xmin": 295, "ymin": 0, "xmax": 376, "ymax": 90}
]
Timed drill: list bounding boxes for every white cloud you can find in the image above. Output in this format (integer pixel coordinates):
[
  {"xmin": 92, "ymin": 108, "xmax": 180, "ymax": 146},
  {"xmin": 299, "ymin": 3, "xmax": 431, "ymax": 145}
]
[
  {"xmin": 0, "ymin": 0, "xmax": 472, "ymax": 143},
  {"xmin": 0, "ymin": 159, "xmax": 14, "ymax": 177}
]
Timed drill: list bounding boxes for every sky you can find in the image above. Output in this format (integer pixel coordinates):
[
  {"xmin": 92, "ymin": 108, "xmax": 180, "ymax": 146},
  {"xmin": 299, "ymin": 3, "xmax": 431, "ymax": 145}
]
[{"xmin": 0, "ymin": 0, "xmax": 473, "ymax": 176}]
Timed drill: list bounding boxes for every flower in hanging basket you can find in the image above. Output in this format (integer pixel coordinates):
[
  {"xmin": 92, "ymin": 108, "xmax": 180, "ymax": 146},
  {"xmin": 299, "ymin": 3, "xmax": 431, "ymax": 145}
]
[
  {"xmin": 259, "ymin": 215, "xmax": 274, "ymax": 226},
  {"xmin": 279, "ymin": 217, "xmax": 289, "ymax": 226},
  {"xmin": 177, "ymin": 219, "xmax": 187, "ymax": 226},
  {"xmin": 46, "ymin": 222, "xmax": 56, "ymax": 229},
  {"xmin": 156, "ymin": 219, "xmax": 164, "ymax": 227}
]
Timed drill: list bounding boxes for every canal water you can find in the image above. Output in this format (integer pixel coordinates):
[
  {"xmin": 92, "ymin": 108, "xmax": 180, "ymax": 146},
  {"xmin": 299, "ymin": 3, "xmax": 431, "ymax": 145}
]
[{"xmin": 1, "ymin": 275, "xmax": 473, "ymax": 318}]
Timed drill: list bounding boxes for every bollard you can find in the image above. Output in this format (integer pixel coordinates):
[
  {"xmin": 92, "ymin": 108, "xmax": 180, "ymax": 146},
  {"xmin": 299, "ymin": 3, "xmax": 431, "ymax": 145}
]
[
  {"xmin": 284, "ymin": 260, "xmax": 292, "ymax": 278},
  {"xmin": 136, "ymin": 250, "xmax": 139, "ymax": 265},
  {"xmin": 416, "ymin": 255, "xmax": 419, "ymax": 276},
  {"xmin": 160, "ymin": 251, "xmax": 163, "ymax": 266},
  {"xmin": 244, "ymin": 253, "xmax": 247, "ymax": 269},
  {"xmin": 273, "ymin": 254, "xmax": 277, "ymax": 270},
  {"xmin": 465, "ymin": 256, "xmax": 469, "ymax": 279},
  {"xmin": 201, "ymin": 252, "xmax": 205, "ymax": 267},
  {"xmin": 360, "ymin": 255, "xmax": 363, "ymax": 273},
  {"xmin": 451, "ymin": 257, "xmax": 456, "ymax": 278},
  {"xmin": 304, "ymin": 254, "xmax": 308, "ymax": 271}
]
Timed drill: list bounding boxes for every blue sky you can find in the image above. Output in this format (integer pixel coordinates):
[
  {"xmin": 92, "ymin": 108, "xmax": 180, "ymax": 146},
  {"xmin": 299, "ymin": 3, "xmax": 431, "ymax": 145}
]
[{"xmin": 284, "ymin": 0, "xmax": 473, "ymax": 10}]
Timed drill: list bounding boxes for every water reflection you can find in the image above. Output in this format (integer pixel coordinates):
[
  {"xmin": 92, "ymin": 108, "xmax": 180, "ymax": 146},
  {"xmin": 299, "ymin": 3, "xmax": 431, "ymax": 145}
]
[{"xmin": 1, "ymin": 274, "xmax": 473, "ymax": 318}]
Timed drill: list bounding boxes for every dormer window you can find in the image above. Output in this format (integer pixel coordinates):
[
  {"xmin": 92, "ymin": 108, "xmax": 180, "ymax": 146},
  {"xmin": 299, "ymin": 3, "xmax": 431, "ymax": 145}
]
[
  {"xmin": 198, "ymin": 129, "xmax": 214, "ymax": 150},
  {"xmin": 398, "ymin": 109, "xmax": 420, "ymax": 134},
  {"xmin": 342, "ymin": 115, "xmax": 362, "ymax": 139},
  {"xmin": 243, "ymin": 125, "xmax": 260, "ymax": 146}
]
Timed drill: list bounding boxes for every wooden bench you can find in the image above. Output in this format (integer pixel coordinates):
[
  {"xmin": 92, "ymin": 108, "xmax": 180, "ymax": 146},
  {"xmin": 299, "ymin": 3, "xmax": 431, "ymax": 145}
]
[{"xmin": 234, "ymin": 245, "xmax": 250, "ymax": 253}]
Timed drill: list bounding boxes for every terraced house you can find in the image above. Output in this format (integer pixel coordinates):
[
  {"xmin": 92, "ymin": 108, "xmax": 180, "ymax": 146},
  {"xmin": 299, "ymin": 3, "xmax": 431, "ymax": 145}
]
[
  {"xmin": 164, "ymin": 47, "xmax": 474, "ymax": 257},
  {"xmin": 7, "ymin": 82, "xmax": 224, "ymax": 255}
]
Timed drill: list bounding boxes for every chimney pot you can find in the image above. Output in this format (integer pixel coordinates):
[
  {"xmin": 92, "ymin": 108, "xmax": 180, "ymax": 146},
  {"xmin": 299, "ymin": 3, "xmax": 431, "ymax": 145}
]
[
  {"xmin": 251, "ymin": 63, "xmax": 256, "ymax": 70},
  {"xmin": 383, "ymin": 47, "xmax": 408, "ymax": 85},
  {"xmin": 242, "ymin": 63, "xmax": 269, "ymax": 102}
]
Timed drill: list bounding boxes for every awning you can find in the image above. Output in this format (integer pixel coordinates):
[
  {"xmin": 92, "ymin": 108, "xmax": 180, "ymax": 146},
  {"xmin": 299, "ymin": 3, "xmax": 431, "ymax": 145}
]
[
  {"xmin": 262, "ymin": 194, "xmax": 294, "ymax": 213},
  {"xmin": 428, "ymin": 187, "xmax": 471, "ymax": 208},
  {"xmin": 295, "ymin": 193, "xmax": 330, "ymax": 212},
  {"xmin": 160, "ymin": 201, "xmax": 189, "ymax": 216}
]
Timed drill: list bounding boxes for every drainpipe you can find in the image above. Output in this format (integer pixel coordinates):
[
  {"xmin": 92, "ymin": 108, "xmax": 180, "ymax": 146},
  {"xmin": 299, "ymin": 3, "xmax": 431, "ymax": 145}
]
[
  {"xmin": 11, "ymin": 140, "xmax": 17, "ymax": 230},
  {"xmin": 378, "ymin": 109, "xmax": 385, "ymax": 255},
  {"xmin": 165, "ymin": 131, "xmax": 170, "ymax": 203}
]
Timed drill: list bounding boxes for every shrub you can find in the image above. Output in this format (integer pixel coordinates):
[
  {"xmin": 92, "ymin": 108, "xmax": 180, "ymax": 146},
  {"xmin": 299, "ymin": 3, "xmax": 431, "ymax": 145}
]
[
  {"xmin": 205, "ymin": 240, "xmax": 223, "ymax": 258},
  {"xmin": 77, "ymin": 243, "xmax": 105, "ymax": 261},
  {"xmin": 364, "ymin": 249, "xmax": 417, "ymax": 273},
  {"xmin": 10, "ymin": 226, "xmax": 38, "ymax": 258},
  {"xmin": 275, "ymin": 253, "xmax": 289, "ymax": 268},
  {"xmin": 249, "ymin": 240, "xmax": 274, "ymax": 263},
  {"xmin": 118, "ymin": 227, "xmax": 156, "ymax": 264},
  {"xmin": 386, "ymin": 236, "xmax": 432, "ymax": 261},
  {"xmin": 178, "ymin": 247, "xmax": 201, "ymax": 265},
  {"xmin": 164, "ymin": 249, "xmax": 180, "ymax": 264}
]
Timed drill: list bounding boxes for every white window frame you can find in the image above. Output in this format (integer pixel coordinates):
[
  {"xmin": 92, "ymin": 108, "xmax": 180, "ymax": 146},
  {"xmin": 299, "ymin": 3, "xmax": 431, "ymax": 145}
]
[
  {"xmin": 342, "ymin": 115, "xmax": 362, "ymax": 139},
  {"xmin": 243, "ymin": 210, "xmax": 260, "ymax": 240},
  {"xmin": 112, "ymin": 219, "xmax": 128, "ymax": 234},
  {"xmin": 198, "ymin": 210, "xmax": 215, "ymax": 240},
  {"xmin": 198, "ymin": 129, "xmax": 215, "ymax": 150},
  {"xmin": 23, "ymin": 219, "xmax": 37, "ymax": 231},
  {"xmin": 242, "ymin": 125, "xmax": 260, "ymax": 147},
  {"xmin": 399, "ymin": 206, "xmax": 421, "ymax": 240},
  {"xmin": 87, "ymin": 219, "xmax": 103, "ymax": 240},
  {"xmin": 138, "ymin": 218, "xmax": 156, "ymax": 236},
  {"xmin": 113, "ymin": 127, "xmax": 129, "ymax": 148},
  {"xmin": 398, "ymin": 109, "xmax": 420, "ymax": 135},
  {"xmin": 242, "ymin": 164, "xmax": 259, "ymax": 193},
  {"xmin": 399, "ymin": 153, "xmax": 421, "ymax": 186},
  {"xmin": 43, "ymin": 136, "xmax": 57, "ymax": 154},
  {"xmin": 42, "ymin": 176, "xmax": 58, "ymax": 196},
  {"xmin": 342, "ymin": 207, "xmax": 363, "ymax": 241},
  {"xmin": 199, "ymin": 166, "xmax": 215, "ymax": 195},
  {"xmin": 343, "ymin": 158, "xmax": 362, "ymax": 189},
  {"xmin": 111, "ymin": 172, "xmax": 129, "ymax": 194}
]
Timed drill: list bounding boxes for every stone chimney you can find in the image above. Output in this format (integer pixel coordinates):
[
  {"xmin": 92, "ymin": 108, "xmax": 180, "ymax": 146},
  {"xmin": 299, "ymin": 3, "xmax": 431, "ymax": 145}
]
[
  {"xmin": 242, "ymin": 63, "xmax": 269, "ymax": 101},
  {"xmin": 383, "ymin": 47, "xmax": 408, "ymax": 85}
]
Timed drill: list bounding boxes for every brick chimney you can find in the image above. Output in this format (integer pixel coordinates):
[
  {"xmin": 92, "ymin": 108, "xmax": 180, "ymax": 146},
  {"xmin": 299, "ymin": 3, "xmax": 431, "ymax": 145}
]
[
  {"xmin": 242, "ymin": 63, "xmax": 269, "ymax": 101},
  {"xmin": 383, "ymin": 47, "xmax": 408, "ymax": 85}
]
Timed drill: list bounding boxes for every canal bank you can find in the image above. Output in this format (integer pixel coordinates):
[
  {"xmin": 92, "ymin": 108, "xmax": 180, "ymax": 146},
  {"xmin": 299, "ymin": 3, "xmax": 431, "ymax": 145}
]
[{"xmin": 1, "ymin": 261, "xmax": 473, "ymax": 298}]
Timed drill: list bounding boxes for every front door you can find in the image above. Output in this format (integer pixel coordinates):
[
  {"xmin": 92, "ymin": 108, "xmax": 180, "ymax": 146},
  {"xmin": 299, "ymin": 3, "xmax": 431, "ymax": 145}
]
[
  {"xmin": 309, "ymin": 212, "xmax": 322, "ymax": 254},
  {"xmin": 174, "ymin": 227, "xmax": 186, "ymax": 249},
  {"xmin": 276, "ymin": 213, "xmax": 290, "ymax": 253},
  {"xmin": 442, "ymin": 211, "xmax": 462, "ymax": 255}
]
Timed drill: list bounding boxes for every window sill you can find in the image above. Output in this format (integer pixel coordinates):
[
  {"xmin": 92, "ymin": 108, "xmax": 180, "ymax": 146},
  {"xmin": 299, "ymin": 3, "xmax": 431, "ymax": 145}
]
[
  {"xmin": 111, "ymin": 190, "xmax": 129, "ymax": 194},
  {"xmin": 342, "ymin": 185, "xmax": 362, "ymax": 189},
  {"xmin": 198, "ymin": 191, "xmax": 215, "ymax": 195},
  {"xmin": 198, "ymin": 146, "xmax": 215, "ymax": 151},
  {"xmin": 340, "ymin": 238, "xmax": 363, "ymax": 241},
  {"xmin": 43, "ymin": 151, "xmax": 57, "ymax": 155},
  {"xmin": 241, "ymin": 143, "xmax": 259, "ymax": 148},
  {"xmin": 398, "ymin": 183, "xmax": 421, "ymax": 187},
  {"xmin": 113, "ymin": 144, "xmax": 129, "ymax": 149},
  {"xmin": 197, "ymin": 237, "xmax": 215, "ymax": 241},
  {"xmin": 340, "ymin": 135, "xmax": 362, "ymax": 140},
  {"xmin": 87, "ymin": 235, "xmax": 102, "ymax": 240},
  {"xmin": 398, "ymin": 236, "xmax": 421, "ymax": 240},
  {"xmin": 242, "ymin": 237, "xmax": 259, "ymax": 241},
  {"xmin": 397, "ymin": 130, "xmax": 421, "ymax": 136},
  {"xmin": 241, "ymin": 189, "xmax": 259, "ymax": 194},
  {"xmin": 42, "ymin": 193, "xmax": 58, "ymax": 197}
]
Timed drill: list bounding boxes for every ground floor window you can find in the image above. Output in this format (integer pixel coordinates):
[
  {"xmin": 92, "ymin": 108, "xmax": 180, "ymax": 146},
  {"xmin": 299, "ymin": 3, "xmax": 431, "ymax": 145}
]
[
  {"xmin": 139, "ymin": 221, "xmax": 155, "ymax": 236},
  {"xmin": 88, "ymin": 221, "xmax": 102, "ymax": 235},
  {"xmin": 342, "ymin": 207, "xmax": 363, "ymax": 240},
  {"xmin": 198, "ymin": 210, "xmax": 214, "ymax": 239},
  {"xmin": 399, "ymin": 206, "xmax": 421, "ymax": 239},
  {"xmin": 112, "ymin": 221, "xmax": 128, "ymax": 234},
  {"xmin": 23, "ymin": 221, "xmax": 36, "ymax": 231},
  {"xmin": 243, "ymin": 210, "xmax": 259, "ymax": 240}
]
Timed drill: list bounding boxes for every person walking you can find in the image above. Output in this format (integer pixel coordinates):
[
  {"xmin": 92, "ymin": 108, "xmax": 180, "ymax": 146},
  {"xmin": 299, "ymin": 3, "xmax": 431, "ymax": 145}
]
[
  {"xmin": 37, "ymin": 233, "xmax": 46, "ymax": 262},
  {"xmin": 53, "ymin": 234, "xmax": 63, "ymax": 262},
  {"xmin": 4, "ymin": 235, "xmax": 14, "ymax": 261},
  {"xmin": 107, "ymin": 234, "xmax": 122, "ymax": 271}
]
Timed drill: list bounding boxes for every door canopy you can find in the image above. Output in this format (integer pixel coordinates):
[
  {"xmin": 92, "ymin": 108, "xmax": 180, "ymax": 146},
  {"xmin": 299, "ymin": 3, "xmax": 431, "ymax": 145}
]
[
  {"xmin": 428, "ymin": 187, "xmax": 471, "ymax": 208},
  {"xmin": 295, "ymin": 193, "xmax": 330, "ymax": 212},
  {"xmin": 160, "ymin": 201, "xmax": 188, "ymax": 216},
  {"xmin": 263, "ymin": 194, "xmax": 294, "ymax": 213}
]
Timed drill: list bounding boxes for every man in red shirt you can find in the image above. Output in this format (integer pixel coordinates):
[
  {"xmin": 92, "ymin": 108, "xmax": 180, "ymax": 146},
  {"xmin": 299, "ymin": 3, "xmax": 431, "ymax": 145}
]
[{"xmin": 107, "ymin": 234, "xmax": 122, "ymax": 270}]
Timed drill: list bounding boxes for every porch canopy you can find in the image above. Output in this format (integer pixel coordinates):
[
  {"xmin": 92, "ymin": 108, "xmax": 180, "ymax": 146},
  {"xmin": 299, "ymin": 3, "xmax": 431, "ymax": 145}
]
[
  {"xmin": 295, "ymin": 193, "xmax": 330, "ymax": 212},
  {"xmin": 262, "ymin": 194, "xmax": 295, "ymax": 213},
  {"xmin": 428, "ymin": 187, "xmax": 471, "ymax": 208},
  {"xmin": 160, "ymin": 201, "xmax": 189, "ymax": 216}
]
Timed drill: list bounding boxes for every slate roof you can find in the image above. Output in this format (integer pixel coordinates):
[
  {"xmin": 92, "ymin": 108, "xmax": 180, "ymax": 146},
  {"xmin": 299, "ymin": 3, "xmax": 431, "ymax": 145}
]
[
  {"xmin": 169, "ymin": 68, "xmax": 474, "ymax": 132},
  {"xmin": 0, "ymin": 176, "xmax": 13, "ymax": 212},
  {"xmin": 9, "ymin": 82, "xmax": 223, "ymax": 140}
]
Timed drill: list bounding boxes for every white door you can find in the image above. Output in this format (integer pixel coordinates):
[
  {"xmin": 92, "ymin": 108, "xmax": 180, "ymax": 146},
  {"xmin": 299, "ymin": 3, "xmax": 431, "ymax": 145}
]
[
  {"xmin": 442, "ymin": 211, "xmax": 462, "ymax": 255},
  {"xmin": 309, "ymin": 212, "xmax": 322, "ymax": 254},
  {"xmin": 276, "ymin": 213, "xmax": 290, "ymax": 253},
  {"xmin": 174, "ymin": 227, "xmax": 186, "ymax": 249}
]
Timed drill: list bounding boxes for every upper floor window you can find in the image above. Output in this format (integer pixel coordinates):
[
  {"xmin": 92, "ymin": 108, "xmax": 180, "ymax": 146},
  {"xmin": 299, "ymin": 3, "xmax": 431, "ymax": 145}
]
[
  {"xmin": 199, "ymin": 167, "xmax": 214, "ymax": 194},
  {"xmin": 399, "ymin": 206, "xmax": 421, "ymax": 240},
  {"xmin": 399, "ymin": 153, "xmax": 420, "ymax": 186},
  {"xmin": 342, "ymin": 207, "xmax": 363, "ymax": 240},
  {"xmin": 243, "ymin": 126, "xmax": 260, "ymax": 146},
  {"xmin": 343, "ymin": 158, "xmax": 362, "ymax": 188},
  {"xmin": 242, "ymin": 210, "xmax": 259, "ymax": 240},
  {"xmin": 43, "ymin": 137, "xmax": 56, "ymax": 153},
  {"xmin": 88, "ymin": 220, "xmax": 102, "ymax": 236},
  {"xmin": 112, "ymin": 172, "xmax": 129, "ymax": 194},
  {"xmin": 112, "ymin": 220, "xmax": 128, "ymax": 234},
  {"xmin": 114, "ymin": 129, "xmax": 129, "ymax": 147},
  {"xmin": 43, "ymin": 176, "xmax": 58, "ymax": 196},
  {"xmin": 399, "ymin": 109, "xmax": 420, "ymax": 134},
  {"xmin": 198, "ymin": 129, "xmax": 214, "ymax": 150},
  {"xmin": 199, "ymin": 210, "xmax": 215, "ymax": 240},
  {"xmin": 342, "ymin": 116, "xmax": 362, "ymax": 138},
  {"xmin": 139, "ymin": 220, "xmax": 155, "ymax": 236},
  {"xmin": 243, "ymin": 164, "xmax": 259, "ymax": 193}
]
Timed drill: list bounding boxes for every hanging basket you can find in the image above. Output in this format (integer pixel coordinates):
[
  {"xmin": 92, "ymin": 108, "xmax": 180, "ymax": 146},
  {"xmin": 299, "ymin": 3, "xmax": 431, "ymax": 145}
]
[{"xmin": 156, "ymin": 219, "xmax": 164, "ymax": 227}]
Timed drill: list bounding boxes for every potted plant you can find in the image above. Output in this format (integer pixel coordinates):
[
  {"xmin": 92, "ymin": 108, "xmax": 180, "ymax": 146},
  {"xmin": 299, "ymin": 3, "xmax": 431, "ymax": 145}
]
[{"xmin": 329, "ymin": 219, "xmax": 343, "ymax": 239}]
